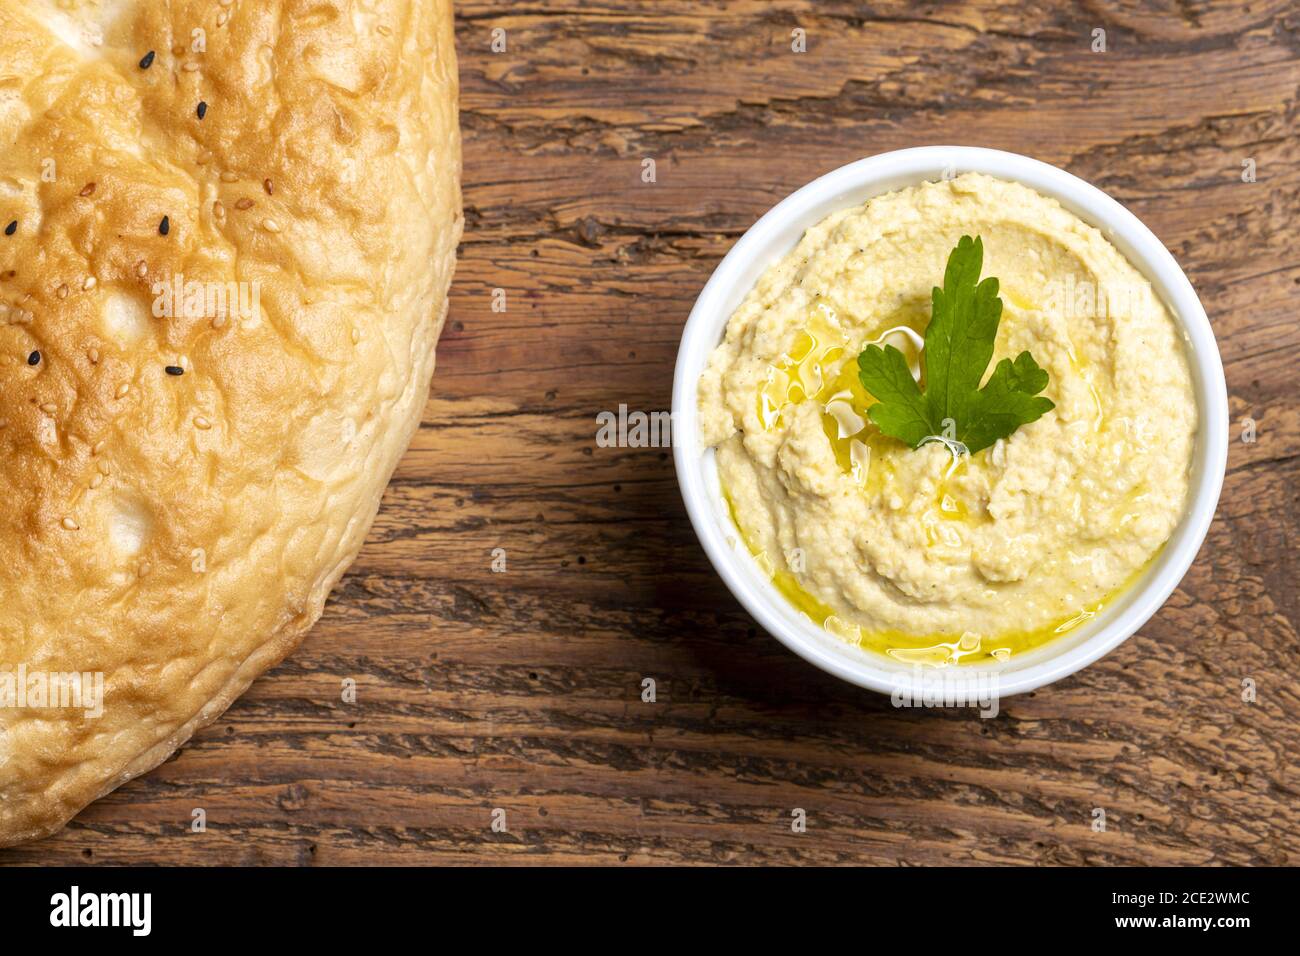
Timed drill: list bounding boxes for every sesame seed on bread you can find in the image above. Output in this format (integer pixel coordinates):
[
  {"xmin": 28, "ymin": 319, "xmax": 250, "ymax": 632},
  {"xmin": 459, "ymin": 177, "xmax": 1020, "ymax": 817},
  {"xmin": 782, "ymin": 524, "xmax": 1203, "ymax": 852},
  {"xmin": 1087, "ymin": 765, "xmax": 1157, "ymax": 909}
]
[{"xmin": 0, "ymin": 0, "xmax": 461, "ymax": 846}]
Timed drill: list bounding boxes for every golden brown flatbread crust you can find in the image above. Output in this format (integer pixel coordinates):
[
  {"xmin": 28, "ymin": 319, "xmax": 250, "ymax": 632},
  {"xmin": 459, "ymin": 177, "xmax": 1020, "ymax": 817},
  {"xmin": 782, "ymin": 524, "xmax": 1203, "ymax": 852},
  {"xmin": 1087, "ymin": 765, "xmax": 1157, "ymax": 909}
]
[{"xmin": 0, "ymin": 0, "xmax": 461, "ymax": 846}]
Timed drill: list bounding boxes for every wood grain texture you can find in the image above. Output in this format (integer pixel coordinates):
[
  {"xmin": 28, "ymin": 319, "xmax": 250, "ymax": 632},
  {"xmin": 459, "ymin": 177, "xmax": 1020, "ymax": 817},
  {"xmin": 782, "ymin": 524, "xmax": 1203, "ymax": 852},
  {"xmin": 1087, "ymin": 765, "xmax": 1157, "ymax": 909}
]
[{"xmin": 5, "ymin": 0, "xmax": 1298, "ymax": 866}]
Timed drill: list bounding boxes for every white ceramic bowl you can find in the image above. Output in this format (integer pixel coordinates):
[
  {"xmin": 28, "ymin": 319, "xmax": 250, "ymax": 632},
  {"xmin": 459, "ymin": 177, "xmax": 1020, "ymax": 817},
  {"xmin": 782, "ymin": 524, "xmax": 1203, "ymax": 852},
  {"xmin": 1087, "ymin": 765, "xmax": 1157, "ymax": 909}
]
[{"xmin": 671, "ymin": 146, "xmax": 1228, "ymax": 698}]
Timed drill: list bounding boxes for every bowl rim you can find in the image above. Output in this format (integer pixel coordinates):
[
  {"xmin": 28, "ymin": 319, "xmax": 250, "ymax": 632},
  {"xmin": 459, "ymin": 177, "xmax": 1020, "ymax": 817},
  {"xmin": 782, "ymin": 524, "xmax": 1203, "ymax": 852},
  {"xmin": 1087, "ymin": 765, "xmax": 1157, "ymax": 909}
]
[{"xmin": 670, "ymin": 145, "xmax": 1228, "ymax": 698}]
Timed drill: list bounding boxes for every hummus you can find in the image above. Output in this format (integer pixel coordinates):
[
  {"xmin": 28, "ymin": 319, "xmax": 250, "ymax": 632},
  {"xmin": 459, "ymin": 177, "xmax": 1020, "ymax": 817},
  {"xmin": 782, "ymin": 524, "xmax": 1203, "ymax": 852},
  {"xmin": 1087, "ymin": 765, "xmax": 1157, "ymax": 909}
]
[{"xmin": 698, "ymin": 173, "xmax": 1196, "ymax": 664}]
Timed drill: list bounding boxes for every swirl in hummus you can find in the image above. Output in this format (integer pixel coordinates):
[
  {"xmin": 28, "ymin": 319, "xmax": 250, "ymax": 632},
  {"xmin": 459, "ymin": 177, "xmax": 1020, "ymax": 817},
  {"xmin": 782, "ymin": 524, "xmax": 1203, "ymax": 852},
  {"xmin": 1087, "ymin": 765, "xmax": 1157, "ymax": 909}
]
[{"xmin": 698, "ymin": 173, "xmax": 1197, "ymax": 664}]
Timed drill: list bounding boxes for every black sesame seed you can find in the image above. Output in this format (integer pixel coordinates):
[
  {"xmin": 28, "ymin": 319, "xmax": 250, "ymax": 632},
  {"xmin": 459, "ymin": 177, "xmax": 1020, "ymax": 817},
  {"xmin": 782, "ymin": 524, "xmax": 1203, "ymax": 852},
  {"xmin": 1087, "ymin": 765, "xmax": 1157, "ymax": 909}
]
[
  {"xmin": 3, "ymin": 220, "xmax": 15, "ymax": 236},
  {"xmin": 139, "ymin": 50, "xmax": 155, "ymax": 69},
  {"xmin": 197, "ymin": 101, "xmax": 208, "ymax": 120},
  {"xmin": 159, "ymin": 216, "xmax": 170, "ymax": 236},
  {"xmin": 27, "ymin": 350, "xmax": 40, "ymax": 366},
  {"xmin": 165, "ymin": 365, "xmax": 184, "ymax": 376}
]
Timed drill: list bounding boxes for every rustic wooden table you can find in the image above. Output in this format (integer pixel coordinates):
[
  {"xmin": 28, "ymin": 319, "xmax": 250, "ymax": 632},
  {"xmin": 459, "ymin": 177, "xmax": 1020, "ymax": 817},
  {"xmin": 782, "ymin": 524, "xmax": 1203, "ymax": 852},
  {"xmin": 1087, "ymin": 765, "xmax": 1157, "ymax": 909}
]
[{"xmin": 8, "ymin": 0, "xmax": 1298, "ymax": 866}]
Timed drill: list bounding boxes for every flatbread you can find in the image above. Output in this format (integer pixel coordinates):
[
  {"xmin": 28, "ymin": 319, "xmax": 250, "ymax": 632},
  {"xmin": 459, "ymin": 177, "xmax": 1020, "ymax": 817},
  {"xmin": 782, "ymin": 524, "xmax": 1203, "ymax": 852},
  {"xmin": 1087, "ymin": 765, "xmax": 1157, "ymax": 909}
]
[{"xmin": 0, "ymin": 0, "xmax": 461, "ymax": 846}]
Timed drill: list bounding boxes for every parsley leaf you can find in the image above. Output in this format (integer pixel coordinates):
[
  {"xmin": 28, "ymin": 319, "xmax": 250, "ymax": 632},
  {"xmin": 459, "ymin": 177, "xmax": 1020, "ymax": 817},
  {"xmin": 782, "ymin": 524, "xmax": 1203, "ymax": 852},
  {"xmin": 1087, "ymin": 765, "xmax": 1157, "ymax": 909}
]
[{"xmin": 856, "ymin": 235, "xmax": 1055, "ymax": 455}]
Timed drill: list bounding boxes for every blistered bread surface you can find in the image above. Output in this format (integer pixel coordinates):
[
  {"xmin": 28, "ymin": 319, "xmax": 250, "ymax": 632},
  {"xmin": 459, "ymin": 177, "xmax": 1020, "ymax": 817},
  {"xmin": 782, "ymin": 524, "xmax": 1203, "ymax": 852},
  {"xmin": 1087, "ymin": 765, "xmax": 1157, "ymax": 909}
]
[{"xmin": 0, "ymin": 0, "xmax": 461, "ymax": 845}]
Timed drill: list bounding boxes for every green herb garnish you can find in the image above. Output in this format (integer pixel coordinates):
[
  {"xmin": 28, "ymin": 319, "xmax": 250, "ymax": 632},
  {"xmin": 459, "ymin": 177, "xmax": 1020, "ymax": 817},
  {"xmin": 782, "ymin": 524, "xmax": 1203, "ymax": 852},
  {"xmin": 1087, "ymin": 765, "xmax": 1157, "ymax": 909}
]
[{"xmin": 856, "ymin": 235, "xmax": 1054, "ymax": 455}]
